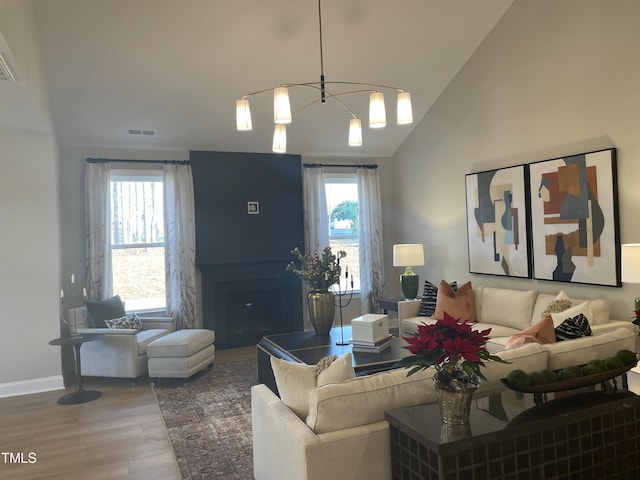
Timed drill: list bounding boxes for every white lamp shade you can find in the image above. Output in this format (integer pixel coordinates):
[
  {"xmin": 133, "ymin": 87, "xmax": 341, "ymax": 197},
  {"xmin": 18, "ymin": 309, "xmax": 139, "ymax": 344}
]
[
  {"xmin": 393, "ymin": 244, "xmax": 424, "ymax": 267},
  {"xmin": 272, "ymin": 124, "xmax": 287, "ymax": 153},
  {"xmin": 397, "ymin": 92, "xmax": 413, "ymax": 125},
  {"xmin": 622, "ymin": 243, "xmax": 640, "ymax": 283},
  {"xmin": 236, "ymin": 99, "xmax": 252, "ymax": 131},
  {"xmin": 274, "ymin": 87, "xmax": 292, "ymax": 124},
  {"xmin": 348, "ymin": 118, "xmax": 362, "ymax": 146},
  {"xmin": 369, "ymin": 92, "xmax": 386, "ymax": 129}
]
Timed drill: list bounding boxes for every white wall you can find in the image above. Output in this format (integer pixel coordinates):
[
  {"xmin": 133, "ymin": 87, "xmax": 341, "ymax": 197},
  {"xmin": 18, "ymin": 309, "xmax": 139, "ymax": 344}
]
[
  {"xmin": 391, "ymin": 0, "xmax": 640, "ymax": 321},
  {"xmin": 0, "ymin": 1, "xmax": 61, "ymax": 396}
]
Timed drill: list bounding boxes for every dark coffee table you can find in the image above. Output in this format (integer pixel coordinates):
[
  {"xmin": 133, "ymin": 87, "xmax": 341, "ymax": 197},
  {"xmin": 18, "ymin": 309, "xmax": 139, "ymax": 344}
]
[{"xmin": 257, "ymin": 325, "xmax": 410, "ymax": 394}]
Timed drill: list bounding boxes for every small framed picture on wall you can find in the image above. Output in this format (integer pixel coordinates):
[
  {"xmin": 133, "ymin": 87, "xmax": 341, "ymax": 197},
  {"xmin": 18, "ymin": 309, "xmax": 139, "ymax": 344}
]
[{"xmin": 247, "ymin": 201, "xmax": 259, "ymax": 214}]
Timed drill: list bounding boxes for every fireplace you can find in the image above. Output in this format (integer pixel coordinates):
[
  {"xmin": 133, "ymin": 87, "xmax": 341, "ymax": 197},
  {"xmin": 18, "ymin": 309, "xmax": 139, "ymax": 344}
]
[
  {"xmin": 191, "ymin": 150, "xmax": 305, "ymax": 349},
  {"xmin": 199, "ymin": 262, "xmax": 303, "ymax": 349}
]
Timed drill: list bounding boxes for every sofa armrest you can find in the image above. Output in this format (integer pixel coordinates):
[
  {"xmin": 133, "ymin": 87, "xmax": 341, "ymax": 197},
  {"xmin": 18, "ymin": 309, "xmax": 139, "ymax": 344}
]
[
  {"xmin": 76, "ymin": 327, "xmax": 137, "ymax": 335},
  {"xmin": 252, "ymin": 384, "xmax": 320, "ymax": 480},
  {"xmin": 397, "ymin": 300, "xmax": 421, "ymax": 334},
  {"xmin": 139, "ymin": 316, "xmax": 176, "ymax": 331}
]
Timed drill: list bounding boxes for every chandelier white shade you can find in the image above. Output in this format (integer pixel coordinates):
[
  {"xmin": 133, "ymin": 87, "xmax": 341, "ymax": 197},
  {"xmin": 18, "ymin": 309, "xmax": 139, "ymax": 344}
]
[
  {"xmin": 236, "ymin": 99, "xmax": 252, "ymax": 131},
  {"xmin": 397, "ymin": 92, "xmax": 413, "ymax": 125},
  {"xmin": 235, "ymin": 0, "xmax": 412, "ymax": 153},
  {"xmin": 348, "ymin": 118, "xmax": 362, "ymax": 147},
  {"xmin": 369, "ymin": 92, "xmax": 387, "ymax": 129},
  {"xmin": 274, "ymin": 87, "xmax": 292, "ymax": 124},
  {"xmin": 272, "ymin": 124, "xmax": 287, "ymax": 153}
]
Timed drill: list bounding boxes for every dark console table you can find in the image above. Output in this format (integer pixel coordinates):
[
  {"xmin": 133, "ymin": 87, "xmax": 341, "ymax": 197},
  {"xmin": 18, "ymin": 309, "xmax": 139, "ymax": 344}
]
[
  {"xmin": 257, "ymin": 326, "xmax": 410, "ymax": 394},
  {"xmin": 385, "ymin": 390, "xmax": 640, "ymax": 480}
]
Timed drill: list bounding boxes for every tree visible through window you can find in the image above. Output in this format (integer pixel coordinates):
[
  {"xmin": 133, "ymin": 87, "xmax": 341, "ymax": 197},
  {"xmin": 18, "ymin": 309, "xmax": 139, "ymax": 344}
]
[
  {"xmin": 325, "ymin": 174, "xmax": 360, "ymax": 291},
  {"xmin": 110, "ymin": 172, "xmax": 166, "ymax": 311}
]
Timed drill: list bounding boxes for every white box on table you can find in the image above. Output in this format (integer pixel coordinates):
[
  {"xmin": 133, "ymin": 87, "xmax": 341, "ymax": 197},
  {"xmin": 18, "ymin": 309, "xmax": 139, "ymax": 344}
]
[{"xmin": 351, "ymin": 314, "xmax": 389, "ymax": 343}]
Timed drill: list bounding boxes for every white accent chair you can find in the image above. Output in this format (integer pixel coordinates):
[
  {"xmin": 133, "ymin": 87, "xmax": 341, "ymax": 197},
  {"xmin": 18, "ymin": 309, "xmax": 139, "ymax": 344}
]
[{"xmin": 66, "ymin": 302, "xmax": 175, "ymax": 379}]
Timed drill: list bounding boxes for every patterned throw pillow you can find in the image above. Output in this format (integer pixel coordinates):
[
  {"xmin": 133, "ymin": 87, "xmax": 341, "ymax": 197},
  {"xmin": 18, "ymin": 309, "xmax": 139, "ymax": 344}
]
[
  {"xmin": 418, "ymin": 280, "xmax": 457, "ymax": 317},
  {"xmin": 555, "ymin": 313, "xmax": 592, "ymax": 342},
  {"xmin": 105, "ymin": 313, "xmax": 144, "ymax": 332},
  {"xmin": 542, "ymin": 298, "xmax": 573, "ymax": 315}
]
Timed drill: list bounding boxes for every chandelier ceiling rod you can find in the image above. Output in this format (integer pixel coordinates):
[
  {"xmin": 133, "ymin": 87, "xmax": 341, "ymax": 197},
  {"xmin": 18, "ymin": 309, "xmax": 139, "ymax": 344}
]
[
  {"xmin": 235, "ymin": 0, "xmax": 413, "ymax": 153},
  {"xmin": 318, "ymin": 0, "xmax": 326, "ymax": 103}
]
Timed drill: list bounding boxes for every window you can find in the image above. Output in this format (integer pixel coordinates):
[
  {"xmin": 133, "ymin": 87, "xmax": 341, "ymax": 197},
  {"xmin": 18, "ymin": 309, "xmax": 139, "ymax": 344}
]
[
  {"xmin": 110, "ymin": 171, "xmax": 165, "ymax": 311},
  {"xmin": 325, "ymin": 173, "xmax": 360, "ymax": 291}
]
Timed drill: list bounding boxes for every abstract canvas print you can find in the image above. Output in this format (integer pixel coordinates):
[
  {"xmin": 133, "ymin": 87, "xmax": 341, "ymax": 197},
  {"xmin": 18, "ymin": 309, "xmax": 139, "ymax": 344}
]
[
  {"xmin": 465, "ymin": 165, "xmax": 531, "ymax": 278},
  {"xmin": 528, "ymin": 148, "xmax": 620, "ymax": 286}
]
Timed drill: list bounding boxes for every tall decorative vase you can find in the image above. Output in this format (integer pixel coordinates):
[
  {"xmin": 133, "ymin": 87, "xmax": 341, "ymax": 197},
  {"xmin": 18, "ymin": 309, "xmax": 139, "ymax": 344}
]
[
  {"xmin": 307, "ymin": 289, "xmax": 335, "ymax": 335},
  {"xmin": 433, "ymin": 377, "xmax": 479, "ymax": 425}
]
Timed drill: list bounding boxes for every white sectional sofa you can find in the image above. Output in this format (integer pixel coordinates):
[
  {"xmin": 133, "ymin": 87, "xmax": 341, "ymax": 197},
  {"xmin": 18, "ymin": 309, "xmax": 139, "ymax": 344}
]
[
  {"xmin": 399, "ymin": 285, "xmax": 635, "ymax": 339},
  {"xmin": 251, "ymin": 286, "xmax": 637, "ymax": 480}
]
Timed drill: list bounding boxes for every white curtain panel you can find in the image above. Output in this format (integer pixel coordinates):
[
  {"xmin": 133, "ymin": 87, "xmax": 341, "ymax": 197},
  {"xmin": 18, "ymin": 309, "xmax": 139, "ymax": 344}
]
[
  {"xmin": 358, "ymin": 167, "xmax": 385, "ymax": 314},
  {"xmin": 301, "ymin": 166, "xmax": 330, "ymax": 330},
  {"xmin": 163, "ymin": 164, "xmax": 198, "ymax": 329},
  {"xmin": 85, "ymin": 161, "xmax": 112, "ymax": 300}
]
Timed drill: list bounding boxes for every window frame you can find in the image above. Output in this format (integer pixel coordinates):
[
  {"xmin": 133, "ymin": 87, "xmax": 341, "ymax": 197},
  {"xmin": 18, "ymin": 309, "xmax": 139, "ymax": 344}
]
[
  {"xmin": 109, "ymin": 168, "xmax": 166, "ymax": 312},
  {"xmin": 324, "ymin": 172, "xmax": 361, "ymax": 293}
]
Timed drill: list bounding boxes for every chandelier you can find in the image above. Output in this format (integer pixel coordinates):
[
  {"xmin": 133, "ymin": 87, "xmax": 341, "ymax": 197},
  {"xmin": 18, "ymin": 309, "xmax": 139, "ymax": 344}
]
[{"xmin": 235, "ymin": 0, "xmax": 413, "ymax": 153}]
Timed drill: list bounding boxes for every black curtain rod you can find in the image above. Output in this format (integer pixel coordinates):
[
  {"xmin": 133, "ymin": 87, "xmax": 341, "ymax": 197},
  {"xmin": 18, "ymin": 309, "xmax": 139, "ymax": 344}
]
[
  {"xmin": 303, "ymin": 163, "xmax": 377, "ymax": 169},
  {"xmin": 86, "ymin": 158, "xmax": 190, "ymax": 165}
]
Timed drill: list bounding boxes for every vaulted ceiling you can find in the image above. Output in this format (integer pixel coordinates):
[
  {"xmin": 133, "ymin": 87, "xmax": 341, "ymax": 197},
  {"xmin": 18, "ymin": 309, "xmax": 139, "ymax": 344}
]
[{"xmin": 18, "ymin": 0, "xmax": 512, "ymax": 156}]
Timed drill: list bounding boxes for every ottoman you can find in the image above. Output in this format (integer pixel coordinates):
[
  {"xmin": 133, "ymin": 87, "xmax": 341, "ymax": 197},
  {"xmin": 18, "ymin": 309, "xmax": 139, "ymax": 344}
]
[{"xmin": 147, "ymin": 329, "xmax": 215, "ymax": 381}]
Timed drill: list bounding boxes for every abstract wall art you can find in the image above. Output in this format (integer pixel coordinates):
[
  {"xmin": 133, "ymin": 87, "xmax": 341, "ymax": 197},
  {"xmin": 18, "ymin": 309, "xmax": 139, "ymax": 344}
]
[
  {"xmin": 465, "ymin": 165, "xmax": 531, "ymax": 278},
  {"xmin": 528, "ymin": 148, "xmax": 620, "ymax": 287}
]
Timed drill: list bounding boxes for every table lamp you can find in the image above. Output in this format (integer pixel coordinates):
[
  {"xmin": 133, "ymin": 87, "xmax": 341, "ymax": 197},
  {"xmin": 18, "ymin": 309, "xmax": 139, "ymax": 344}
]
[
  {"xmin": 621, "ymin": 243, "xmax": 640, "ymax": 324},
  {"xmin": 393, "ymin": 244, "xmax": 424, "ymax": 300}
]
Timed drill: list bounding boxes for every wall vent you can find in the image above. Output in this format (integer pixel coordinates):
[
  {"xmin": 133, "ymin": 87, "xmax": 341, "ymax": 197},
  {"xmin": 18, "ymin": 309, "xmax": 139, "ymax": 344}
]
[
  {"xmin": 0, "ymin": 53, "xmax": 16, "ymax": 82},
  {"xmin": 127, "ymin": 128, "xmax": 157, "ymax": 137}
]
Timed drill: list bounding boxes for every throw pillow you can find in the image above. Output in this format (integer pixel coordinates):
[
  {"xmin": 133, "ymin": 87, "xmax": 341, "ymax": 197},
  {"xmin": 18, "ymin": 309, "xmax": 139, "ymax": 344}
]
[
  {"xmin": 504, "ymin": 314, "xmax": 556, "ymax": 349},
  {"xmin": 550, "ymin": 301, "xmax": 593, "ymax": 328},
  {"xmin": 555, "ymin": 313, "xmax": 592, "ymax": 342},
  {"xmin": 86, "ymin": 295, "xmax": 126, "ymax": 327},
  {"xmin": 418, "ymin": 280, "xmax": 457, "ymax": 317},
  {"xmin": 433, "ymin": 280, "xmax": 475, "ymax": 322},
  {"xmin": 105, "ymin": 313, "xmax": 144, "ymax": 332},
  {"xmin": 271, "ymin": 352, "xmax": 356, "ymax": 419}
]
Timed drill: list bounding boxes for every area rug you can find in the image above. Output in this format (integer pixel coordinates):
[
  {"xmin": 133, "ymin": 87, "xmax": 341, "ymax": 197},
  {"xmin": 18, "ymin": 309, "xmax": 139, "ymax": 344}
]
[{"xmin": 153, "ymin": 359, "xmax": 258, "ymax": 480}]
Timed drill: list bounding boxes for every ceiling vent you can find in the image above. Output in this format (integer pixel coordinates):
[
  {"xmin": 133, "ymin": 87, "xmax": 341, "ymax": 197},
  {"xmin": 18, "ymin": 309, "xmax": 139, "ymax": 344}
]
[
  {"xmin": 127, "ymin": 128, "xmax": 157, "ymax": 137},
  {"xmin": 0, "ymin": 53, "xmax": 16, "ymax": 82}
]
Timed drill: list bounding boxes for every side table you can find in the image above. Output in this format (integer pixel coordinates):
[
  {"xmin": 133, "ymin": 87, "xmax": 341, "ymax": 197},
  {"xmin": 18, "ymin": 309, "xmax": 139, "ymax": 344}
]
[{"xmin": 49, "ymin": 333, "xmax": 104, "ymax": 405}]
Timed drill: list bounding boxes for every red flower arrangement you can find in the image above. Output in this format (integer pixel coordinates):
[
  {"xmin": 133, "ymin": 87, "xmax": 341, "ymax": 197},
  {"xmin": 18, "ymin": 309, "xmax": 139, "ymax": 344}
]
[{"xmin": 396, "ymin": 312, "xmax": 507, "ymax": 385}]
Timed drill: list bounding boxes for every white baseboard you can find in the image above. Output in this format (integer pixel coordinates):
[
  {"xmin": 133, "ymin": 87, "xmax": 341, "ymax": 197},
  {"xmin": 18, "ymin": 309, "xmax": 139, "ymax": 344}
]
[{"xmin": 0, "ymin": 375, "xmax": 64, "ymax": 398}]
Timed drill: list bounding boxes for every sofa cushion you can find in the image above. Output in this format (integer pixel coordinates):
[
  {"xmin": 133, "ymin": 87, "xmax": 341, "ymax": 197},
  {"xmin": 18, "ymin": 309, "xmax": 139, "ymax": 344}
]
[
  {"xmin": 305, "ymin": 368, "xmax": 435, "ymax": 434},
  {"xmin": 479, "ymin": 287, "xmax": 536, "ymax": 331},
  {"xmin": 545, "ymin": 328, "xmax": 636, "ymax": 370},
  {"xmin": 86, "ymin": 295, "xmax": 126, "ymax": 327},
  {"xmin": 271, "ymin": 353, "xmax": 355, "ymax": 419},
  {"xmin": 433, "ymin": 280, "xmax": 475, "ymax": 322},
  {"xmin": 504, "ymin": 314, "xmax": 556, "ymax": 349},
  {"xmin": 418, "ymin": 280, "xmax": 457, "ymax": 317},
  {"xmin": 472, "ymin": 322, "xmax": 521, "ymax": 338},
  {"xmin": 555, "ymin": 313, "xmax": 592, "ymax": 341}
]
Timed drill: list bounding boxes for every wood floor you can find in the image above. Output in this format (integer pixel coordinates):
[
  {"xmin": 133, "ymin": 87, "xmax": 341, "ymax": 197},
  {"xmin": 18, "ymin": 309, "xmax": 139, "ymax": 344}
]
[{"xmin": 0, "ymin": 346, "xmax": 256, "ymax": 480}]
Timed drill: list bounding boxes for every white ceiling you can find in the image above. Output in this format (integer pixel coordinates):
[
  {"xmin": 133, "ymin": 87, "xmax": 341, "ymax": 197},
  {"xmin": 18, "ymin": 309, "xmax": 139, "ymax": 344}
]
[{"xmin": 23, "ymin": 0, "xmax": 512, "ymax": 157}]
